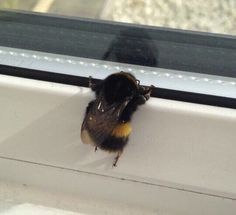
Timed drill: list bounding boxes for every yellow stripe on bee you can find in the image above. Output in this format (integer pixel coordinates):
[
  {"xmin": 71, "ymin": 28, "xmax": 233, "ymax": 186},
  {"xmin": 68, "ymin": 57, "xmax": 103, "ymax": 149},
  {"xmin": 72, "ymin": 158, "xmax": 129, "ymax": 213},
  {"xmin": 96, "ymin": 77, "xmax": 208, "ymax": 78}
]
[{"xmin": 112, "ymin": 122, "xmax": 132, "ymax": 138}]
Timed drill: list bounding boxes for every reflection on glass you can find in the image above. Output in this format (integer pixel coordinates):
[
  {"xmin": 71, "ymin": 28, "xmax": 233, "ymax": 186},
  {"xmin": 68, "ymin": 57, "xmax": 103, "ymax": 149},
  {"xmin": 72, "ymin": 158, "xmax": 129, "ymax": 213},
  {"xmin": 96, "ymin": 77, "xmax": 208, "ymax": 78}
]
[
  {"xmin": 0, "ymin": 0, "xmax": 235, "ymax": 35},
  {"xmin": 103, "ymin": 28, "xmax": 159, "ymax": 67}
]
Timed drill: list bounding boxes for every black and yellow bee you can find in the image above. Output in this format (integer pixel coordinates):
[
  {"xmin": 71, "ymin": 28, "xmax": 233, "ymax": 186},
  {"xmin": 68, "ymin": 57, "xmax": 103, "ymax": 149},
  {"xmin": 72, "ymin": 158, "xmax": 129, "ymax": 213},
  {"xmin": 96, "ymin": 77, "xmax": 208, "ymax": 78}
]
[{"xmin": 81, "ymin": 71, "xmax": 153, "ymax": 167}]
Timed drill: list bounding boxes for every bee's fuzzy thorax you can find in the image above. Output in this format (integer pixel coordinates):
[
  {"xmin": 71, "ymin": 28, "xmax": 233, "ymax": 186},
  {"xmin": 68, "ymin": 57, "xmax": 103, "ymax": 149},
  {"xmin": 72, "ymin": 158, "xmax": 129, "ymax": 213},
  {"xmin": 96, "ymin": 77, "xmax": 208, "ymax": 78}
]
[{"xmin": 102, "ymin": 72, "xmax": 138, "ymax": 104}]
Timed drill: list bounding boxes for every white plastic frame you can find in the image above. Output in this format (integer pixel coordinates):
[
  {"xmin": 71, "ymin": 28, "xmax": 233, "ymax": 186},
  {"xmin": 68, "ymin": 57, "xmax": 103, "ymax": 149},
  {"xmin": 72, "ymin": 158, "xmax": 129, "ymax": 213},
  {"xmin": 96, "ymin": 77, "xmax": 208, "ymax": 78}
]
[
  {"xmin": 0, "ymin": 46, "xmax": 236, "ymax": 99},
  {"xmin": 0, "ymin": 73, "xmax": 236, "ymax": 214}
]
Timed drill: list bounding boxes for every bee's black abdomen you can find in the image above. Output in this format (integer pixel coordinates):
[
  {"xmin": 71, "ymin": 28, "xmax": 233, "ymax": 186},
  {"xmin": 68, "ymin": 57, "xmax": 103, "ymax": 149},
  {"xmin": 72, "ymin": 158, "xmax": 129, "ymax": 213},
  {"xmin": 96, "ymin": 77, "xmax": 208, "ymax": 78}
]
[{"xmin": 99, "ymin": 136, "xmax": 128, "ymax": 152}]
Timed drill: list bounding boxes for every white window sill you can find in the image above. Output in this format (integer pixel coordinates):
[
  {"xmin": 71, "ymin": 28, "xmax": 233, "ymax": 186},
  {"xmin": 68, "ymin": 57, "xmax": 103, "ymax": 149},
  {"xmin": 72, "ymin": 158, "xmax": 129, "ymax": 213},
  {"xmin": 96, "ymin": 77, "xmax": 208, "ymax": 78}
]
[{"xmin": 0, "ymin": 74, "xmax": 235, "ymax": 214}]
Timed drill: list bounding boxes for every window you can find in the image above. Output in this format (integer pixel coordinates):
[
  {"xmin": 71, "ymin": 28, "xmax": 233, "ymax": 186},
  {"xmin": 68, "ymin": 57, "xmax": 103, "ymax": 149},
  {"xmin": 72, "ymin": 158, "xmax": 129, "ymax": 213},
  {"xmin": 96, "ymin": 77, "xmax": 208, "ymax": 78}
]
[{"xmin": 0, "ymin": 1, "xmax": 235, "ymax": 108}]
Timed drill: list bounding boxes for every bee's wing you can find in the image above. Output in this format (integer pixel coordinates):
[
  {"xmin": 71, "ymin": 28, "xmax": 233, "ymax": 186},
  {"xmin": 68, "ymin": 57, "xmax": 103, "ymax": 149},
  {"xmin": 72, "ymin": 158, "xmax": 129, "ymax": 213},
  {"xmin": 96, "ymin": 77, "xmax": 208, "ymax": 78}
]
[{"xmin": 81, "ymin": 97, "xmax": 131, "ymax": 145}]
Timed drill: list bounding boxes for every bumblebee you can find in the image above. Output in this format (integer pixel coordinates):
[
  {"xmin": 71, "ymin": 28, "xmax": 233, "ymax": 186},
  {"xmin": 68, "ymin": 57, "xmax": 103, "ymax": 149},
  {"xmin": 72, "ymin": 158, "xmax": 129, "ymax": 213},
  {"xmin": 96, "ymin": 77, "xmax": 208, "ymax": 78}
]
[{"xmin": 81, "ymin": 71, "xmax": 153, "ymax": 167}]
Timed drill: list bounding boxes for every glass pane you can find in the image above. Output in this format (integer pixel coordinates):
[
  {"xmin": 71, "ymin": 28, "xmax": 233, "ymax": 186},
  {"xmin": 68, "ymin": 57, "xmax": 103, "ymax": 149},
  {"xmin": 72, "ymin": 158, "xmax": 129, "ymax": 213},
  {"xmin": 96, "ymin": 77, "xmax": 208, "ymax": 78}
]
[
  {"xmin": 0, "ymin": 0, "xmax": 235, "ymax": 35},
  {"xmin": 0, "ymin": 3, "xmax": 235, "ymax": 107}
]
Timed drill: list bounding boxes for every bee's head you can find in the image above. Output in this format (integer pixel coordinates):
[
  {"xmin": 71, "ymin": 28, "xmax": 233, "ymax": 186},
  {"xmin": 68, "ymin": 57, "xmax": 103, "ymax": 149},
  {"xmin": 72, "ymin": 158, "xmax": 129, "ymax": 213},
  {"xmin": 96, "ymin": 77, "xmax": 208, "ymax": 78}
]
[{"xmin": 103, "ymin": 72, "xmax": 139, "ymax": 104}]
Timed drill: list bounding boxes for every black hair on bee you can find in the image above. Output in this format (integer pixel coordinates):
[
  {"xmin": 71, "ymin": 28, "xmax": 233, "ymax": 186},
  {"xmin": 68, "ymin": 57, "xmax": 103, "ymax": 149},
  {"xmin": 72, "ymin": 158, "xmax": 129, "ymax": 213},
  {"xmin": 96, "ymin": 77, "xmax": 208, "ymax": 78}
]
[{"xmin": 81, "ymin": 71, "xmax": 153, "ymax": 167}]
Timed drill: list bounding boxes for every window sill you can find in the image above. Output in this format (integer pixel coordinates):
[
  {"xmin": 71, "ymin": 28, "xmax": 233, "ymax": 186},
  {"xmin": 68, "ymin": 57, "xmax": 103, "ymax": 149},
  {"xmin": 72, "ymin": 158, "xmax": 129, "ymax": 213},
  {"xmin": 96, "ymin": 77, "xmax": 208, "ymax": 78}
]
[{"xmin": 0, "ymin": 74, "xmax": 235, "ymax": 214}]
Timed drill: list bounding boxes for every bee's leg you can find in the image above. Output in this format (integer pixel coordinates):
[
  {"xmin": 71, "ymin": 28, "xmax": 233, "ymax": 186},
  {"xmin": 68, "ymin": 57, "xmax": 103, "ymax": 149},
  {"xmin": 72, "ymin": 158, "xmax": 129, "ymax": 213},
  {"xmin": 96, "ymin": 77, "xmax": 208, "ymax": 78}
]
[
  {"xmin": 119, "ymin": 92, "xmax": 151, "ymax": 122},
  {"xmin": 89, "ymin": 76, "xmax": 103, "ymax": 96},
  {"xmin": 88, "ymin": 76, "xmax": 95, "ymax": 89},
  {"xmin": 113, "ymin": 151, "xmax": 123, "ymax": 167},
  {"xmin": 143, "ymin": 88, "xmax": 152, "ymax": 101},
  {"xmin": 137, "ymin": 86, "xmax": 154, "ymax": 104},
  {"xmin": 139, "ymin": 85, "xmax": 154, "ymax": 100},
  {"xmin": 94, "ymin": 146, "xmax": 98, "ymax": 152},
  {"xmin": 89, "ymin": 76, "xmax": 97, "ymax": 92},
  {"xmin": 133, "ymin": 93, "xmax": 150, "ymax": 106}
]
